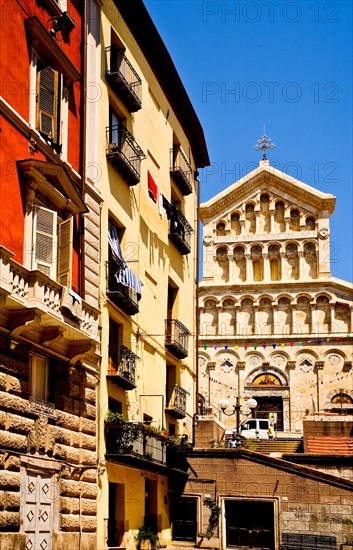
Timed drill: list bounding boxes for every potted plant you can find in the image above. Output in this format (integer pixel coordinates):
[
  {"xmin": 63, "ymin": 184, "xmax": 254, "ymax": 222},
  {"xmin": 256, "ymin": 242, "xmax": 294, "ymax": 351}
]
[
  {"xmin": 105, "ymin": 411, "xmax": 124, "ymax": 428},
  {"xmin": 135, "ymin": 527, "xmax": 159, "ymax": 550}
]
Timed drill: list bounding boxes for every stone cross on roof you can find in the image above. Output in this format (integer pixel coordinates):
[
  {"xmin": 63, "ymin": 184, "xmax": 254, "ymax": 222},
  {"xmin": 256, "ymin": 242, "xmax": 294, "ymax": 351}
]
[{"xmin": 254, "ymin": 134, "xmax": 276, "ymax": 160}]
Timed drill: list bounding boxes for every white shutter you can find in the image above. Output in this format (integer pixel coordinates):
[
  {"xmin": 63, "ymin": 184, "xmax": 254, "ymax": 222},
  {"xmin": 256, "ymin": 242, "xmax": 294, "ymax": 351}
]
[
  {"xmin": 37, "ymin": 66, "xmax": 59, "ymax": 141},
  {"xmin": 57, "ymin": 217, "xmax": 73, "ymax": 287},
  {"xmin": 32, "ymin": 207, "xmax": 57, "ymax": 279}
]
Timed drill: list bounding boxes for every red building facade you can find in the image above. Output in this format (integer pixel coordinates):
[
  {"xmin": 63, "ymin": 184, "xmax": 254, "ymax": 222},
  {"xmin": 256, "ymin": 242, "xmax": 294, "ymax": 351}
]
[{"xmin": 0, "ymin": 2, "xmax": 101, "ymax": 548}]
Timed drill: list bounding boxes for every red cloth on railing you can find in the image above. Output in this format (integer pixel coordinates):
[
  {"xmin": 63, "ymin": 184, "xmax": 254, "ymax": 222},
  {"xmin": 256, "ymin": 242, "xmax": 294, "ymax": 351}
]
[{"xmin": 148, "ymin": 171, "xmax": 157, "ymax": 202}]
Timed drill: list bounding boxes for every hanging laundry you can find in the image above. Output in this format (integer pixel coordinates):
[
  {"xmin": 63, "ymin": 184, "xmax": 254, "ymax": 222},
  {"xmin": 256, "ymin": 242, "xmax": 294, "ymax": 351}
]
[{"xmin": 148, "ymin": 171, "xmax": 157, "ymax": 202}]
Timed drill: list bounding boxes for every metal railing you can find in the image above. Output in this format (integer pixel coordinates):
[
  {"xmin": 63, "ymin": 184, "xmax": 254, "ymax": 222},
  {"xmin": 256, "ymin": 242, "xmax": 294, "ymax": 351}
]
[
  {"xmin": 167, "ymin": 385, "xmax": 188, "ymax": 417},
  {"xmin": 165, "ymin": 319, "xmax": 190, "ymax": 358},
  {"xmin": 169, "ymin": 210, "xmax": 193, "ymax": 255},
  {"xmin": 106, "ymin": 45, "xmax": 142, "ymax": 109},
  {"xmin": 108, "ymin": 345, "xmax": 137, "ymax": 387},
  {"xmin": 170, "ymin": 146, "xmax": 193, "ymax": 194},
  {"xmin": 106, "ymin": 121, "xmax": 146, "ymax": 183}
]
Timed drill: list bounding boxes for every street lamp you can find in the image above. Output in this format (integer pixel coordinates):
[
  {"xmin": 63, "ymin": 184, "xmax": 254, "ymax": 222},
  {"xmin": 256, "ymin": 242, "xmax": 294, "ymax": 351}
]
[{"xmin": 218, "ymin": 396, "xmax": 258, "ymax": 436}]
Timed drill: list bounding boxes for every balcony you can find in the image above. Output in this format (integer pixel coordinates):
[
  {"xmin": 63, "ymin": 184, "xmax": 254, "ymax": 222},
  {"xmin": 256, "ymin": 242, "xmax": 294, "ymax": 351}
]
[
  {"xmin": 105, "ymin": 45, "xmax": 142, "ymax": 112},
  {"xmin": 170, "ymin": 146, "xmax": 193, "ymax": 195},
  {"xmin": 107, "ymin": 259, "xmax": 140, "ymax": 315},
  {"xmin": 166, "ymin": 384, "xmax": 188, "ymax": 419},
  {"xmin": 106, "ymin": 122, "xmax": 146, "ymax": 186},
  {"xmin": 107, "ymin": 345, "xmax": 137, "ymax": 390},
  {"xmin": 169, "ymin": 210, "xmax": 193, "ymax": 255},
  {"xmin": 105, "ymin": 425, "xmax": 167, "ymax": 465},
  {"xmin": 0, "ymin": 246, "xmax": 100, "ymax": 362},
  {"xmin": 165, "ymin": 319, "xmax": 190, "ymax": 359}
]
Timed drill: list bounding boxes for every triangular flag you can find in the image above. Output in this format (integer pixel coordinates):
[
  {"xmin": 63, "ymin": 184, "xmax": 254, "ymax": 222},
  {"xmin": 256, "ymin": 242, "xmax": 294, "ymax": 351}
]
[
  {"xmin": 214, "ymin": 346, "xmax": 218, "ymax": 350},
  {"xmin": 272, "ymin": 344, "xmax": 277, "ymax": 349},
  {"xmin": 254, "ymin": 345, "xmax": 258, "ymax": 350},
  {"xmin": 281, "ymin": 343, "xmax": 285, "ymax": 348},
  {"xmin": 290, "ymin": 342, "xmax": 294, "ymax": 347},
  {"xmin": 298, "ymin": 341, "xmax": 303, "ymax": 345},
  {"xmin": 234, "ymin": 345, "xmax": 239, "ymax": 350},
  {"xmin": 263, "ymin": 344, "xmax": 267, "ymax": 349},
  {"xmin": 244, "ymin": 345, "xmax": 248, "ymax": 350},
  {"xmin": 317, "ymin": 339, "xmax": 322, "ymax": 345},
  {"xmin": 224, "ymin": 345, "xmax": 228, "ymax": 350},
  {"xmin": 204, "ymin": 345, "xmax": 208, "ymax": 350}
]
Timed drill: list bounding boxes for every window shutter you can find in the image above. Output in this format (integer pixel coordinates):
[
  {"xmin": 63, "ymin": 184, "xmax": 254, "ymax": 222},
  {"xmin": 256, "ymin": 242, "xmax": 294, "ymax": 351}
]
[
  {"xmin": 32, "ymin": 206, "xmax": 57, "ymax": 278},
  {"xmin": 37, "ymin": 66, "xmax": 59, "ymax": 142},
  {"xmin": 57, "ymin": 217, "xmax": 73, "ymax": 287}
]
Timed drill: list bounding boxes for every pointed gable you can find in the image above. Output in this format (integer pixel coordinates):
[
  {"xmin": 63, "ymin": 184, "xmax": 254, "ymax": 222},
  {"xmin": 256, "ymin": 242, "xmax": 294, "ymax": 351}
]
[{"xmin": 200, "ymin": 161, "xmax": 336, "ymax": 223}]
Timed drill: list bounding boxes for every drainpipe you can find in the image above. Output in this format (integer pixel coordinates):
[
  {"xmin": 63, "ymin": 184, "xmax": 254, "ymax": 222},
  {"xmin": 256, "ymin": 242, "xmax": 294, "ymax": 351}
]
[
  {"xmin": 193, "ymin": 174, "xmax": 201, "ymax": 446},
  {"xmin": 79, "ymin": 0, "xmax": 87, "ymax": 298}
]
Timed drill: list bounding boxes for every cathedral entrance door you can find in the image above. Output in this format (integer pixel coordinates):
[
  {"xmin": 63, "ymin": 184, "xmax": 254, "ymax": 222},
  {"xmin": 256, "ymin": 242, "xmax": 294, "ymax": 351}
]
[{"xmin": 254, "ymin": 397, "xmax": 283, "ymax": 431}]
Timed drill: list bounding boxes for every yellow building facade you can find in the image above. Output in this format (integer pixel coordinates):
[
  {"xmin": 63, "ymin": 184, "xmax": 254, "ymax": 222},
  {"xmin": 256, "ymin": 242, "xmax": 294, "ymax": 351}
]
[{"xmin": 86, "ymin": 1, "xmax": 209, "ymax": 548}]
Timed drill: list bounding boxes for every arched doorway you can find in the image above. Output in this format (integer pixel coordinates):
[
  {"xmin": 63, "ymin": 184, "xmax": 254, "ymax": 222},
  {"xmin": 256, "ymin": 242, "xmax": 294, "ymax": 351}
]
[{"xmin": 245, "ymin": 369, "xmax": 289, "ymax": 432}]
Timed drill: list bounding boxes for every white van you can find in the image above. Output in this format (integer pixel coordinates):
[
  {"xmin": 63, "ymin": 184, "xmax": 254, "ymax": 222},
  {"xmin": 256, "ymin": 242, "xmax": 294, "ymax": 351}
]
[{"xmin": 240, "ymin": 419, "xmax": 270, "ymax": 440}]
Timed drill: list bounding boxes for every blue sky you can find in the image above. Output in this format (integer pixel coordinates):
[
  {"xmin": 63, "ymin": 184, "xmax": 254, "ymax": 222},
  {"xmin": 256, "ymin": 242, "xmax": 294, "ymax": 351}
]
[{"xmin": 144, "ymin": 0, "xmax": 353, "ymax": 282}]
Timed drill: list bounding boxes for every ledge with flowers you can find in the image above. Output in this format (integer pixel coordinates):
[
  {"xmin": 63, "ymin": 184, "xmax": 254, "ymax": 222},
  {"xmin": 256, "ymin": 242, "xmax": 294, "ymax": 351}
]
[{"xmin": 104, "ymin": 411, "xmax": 192, "ymax": 472}]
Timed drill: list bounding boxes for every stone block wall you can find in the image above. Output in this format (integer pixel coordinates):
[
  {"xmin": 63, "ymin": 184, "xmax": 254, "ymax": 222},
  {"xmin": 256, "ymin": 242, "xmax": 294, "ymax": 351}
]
[
  {"xmin": 194, "ymin": 419, "xmax": 225, "ymax": 448},
  {"xmin": 0, "ymin": 340, "xmax": 98, "ymax": 550},
  {"xmin": 185, "ymin": 449, "xmax": 353, "ymax": 548}
]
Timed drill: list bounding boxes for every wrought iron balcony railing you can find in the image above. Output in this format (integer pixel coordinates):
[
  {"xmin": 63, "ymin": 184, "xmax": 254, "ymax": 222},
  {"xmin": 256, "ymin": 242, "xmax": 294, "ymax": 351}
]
[
  {"xmin": 106, "ymin": 45, "xmax": 142, "ymax": 112},
  {"xmin": 106, "ymin": 259, "xmax": 140, "ymax": 315},
  {"xmin": 170, "ymin": 146, "xmax": 193, "ymax": 195},
  {"xmin": 165, "ymin": 319, "xmax": 190, "ymax": 359},
  {"xmin": 106, "ymin": 121, "xmax": 146, "ymax": 186},
  {"xmin": 105, "ymin": 428, "xmax": 167, "ymax": 465},
  {"xmin": 107, "ymin": 345, "xmax": 138, "ymax": 390},
  {"xmin": 169, "ymin": 210, "xmax": 193, "ymax": 255},
  {"xmin": 166, "ymin": 384, "xmax": 189, "ymax": 419}
]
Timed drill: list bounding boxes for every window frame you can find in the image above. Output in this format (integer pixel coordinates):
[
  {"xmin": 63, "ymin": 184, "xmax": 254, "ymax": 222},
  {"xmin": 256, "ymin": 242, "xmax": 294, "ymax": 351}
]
[{"xmin": 30, "ymin": 354, "xmax": 49, "ymax": 402}]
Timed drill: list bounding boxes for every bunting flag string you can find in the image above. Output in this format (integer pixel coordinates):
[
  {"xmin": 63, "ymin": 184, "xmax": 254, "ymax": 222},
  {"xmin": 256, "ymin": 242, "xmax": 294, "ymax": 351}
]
[
  {"xmin": 202, "ymin": 334, "xmax": 351, "ymax": 351},
  {"xmin": 200, "ymin": 369, "xmax": 351, "ymax": 396}
]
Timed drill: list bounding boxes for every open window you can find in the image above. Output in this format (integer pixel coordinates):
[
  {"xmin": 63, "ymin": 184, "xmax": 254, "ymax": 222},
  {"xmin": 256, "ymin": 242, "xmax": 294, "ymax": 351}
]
[
  {"xmin": 31, "ymin": 205, "xmax": 73, "ymax": 287},
  {"xmin": 36, "ymin": 63, "xmax": 61, "ymax": 152}
]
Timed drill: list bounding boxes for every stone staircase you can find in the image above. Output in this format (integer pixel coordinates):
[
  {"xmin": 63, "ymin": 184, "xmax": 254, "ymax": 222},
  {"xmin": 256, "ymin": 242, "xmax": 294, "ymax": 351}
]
[{"xmin": 251, "ymin": 439, "xmax": 303, "ymax": 455}]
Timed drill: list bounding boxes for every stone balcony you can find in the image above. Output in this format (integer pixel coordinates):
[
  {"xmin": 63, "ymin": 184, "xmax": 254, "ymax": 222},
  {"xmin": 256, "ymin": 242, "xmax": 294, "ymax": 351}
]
[{"xmin": 0, "ymin": 246, "xmax": 100, "ymax": 363}]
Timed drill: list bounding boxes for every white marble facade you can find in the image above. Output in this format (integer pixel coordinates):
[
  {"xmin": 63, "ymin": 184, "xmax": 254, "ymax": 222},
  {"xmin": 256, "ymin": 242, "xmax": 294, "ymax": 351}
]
[{"xmin": 199, "ymin": 161, "xmax": 353, "ymax": 434}]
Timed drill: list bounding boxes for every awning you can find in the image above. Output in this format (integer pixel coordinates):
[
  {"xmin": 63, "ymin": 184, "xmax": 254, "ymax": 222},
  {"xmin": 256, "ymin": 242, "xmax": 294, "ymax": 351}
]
[{"xmin": 108, "ymin": 222, "xmax": 142, "ymax": 296}]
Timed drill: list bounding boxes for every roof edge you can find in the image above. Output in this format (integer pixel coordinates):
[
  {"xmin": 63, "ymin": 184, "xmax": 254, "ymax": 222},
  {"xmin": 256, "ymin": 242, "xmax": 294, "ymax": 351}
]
[{"xmin": 114, "ymin": 0, "xmax": 210, "ymax": 168}]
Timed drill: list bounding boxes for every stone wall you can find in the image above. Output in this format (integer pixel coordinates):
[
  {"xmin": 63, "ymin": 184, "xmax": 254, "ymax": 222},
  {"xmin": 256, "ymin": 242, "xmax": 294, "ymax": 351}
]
[
  {"xmin": 185, "ymin": 449, "xmax": 353, "ymax": 549},
  {"xmin": 0, "ymin": 340, "xmax": 97, "ymax": 550}
]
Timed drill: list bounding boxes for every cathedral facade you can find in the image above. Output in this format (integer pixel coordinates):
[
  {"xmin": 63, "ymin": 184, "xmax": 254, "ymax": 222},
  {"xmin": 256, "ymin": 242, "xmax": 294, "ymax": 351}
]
[{"xmin": 198, "ymin": 159, "xmax": 353, "ymax": 434}]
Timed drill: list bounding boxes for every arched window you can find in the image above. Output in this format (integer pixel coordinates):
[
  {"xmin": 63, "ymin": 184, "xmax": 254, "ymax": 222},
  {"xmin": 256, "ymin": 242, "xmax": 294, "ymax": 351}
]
[
  {"xmin": 274, "ymin": 201, "xmax": 285, "ymax": 231},
  {"xmin": 216, "ymin": 221, "xmax": 226, "ymax": 236},
  {"xmin": 231, "ymin": 212, "xmax": 241, "ymax": 234},
  {"xmin": 306, "ymin": 216, "xmax": 316, "ymax": 230},
  {"xmin": 290, "ymin": 208, "xmax": 300, "ymax": 231},
  {"xmin": 269, "ymin": 244, "xmax": 280, "ymax": 281}
]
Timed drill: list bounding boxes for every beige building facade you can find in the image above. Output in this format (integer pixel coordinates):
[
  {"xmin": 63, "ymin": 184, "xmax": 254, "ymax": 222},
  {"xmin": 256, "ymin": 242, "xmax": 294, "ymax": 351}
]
[
  {"xmin": 199, "ymin": 159, "xmax": 353, "ymax": 434},
  {"xmin": 88, "ymin": 1, "xmax": 209, "ymax": 548}
]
